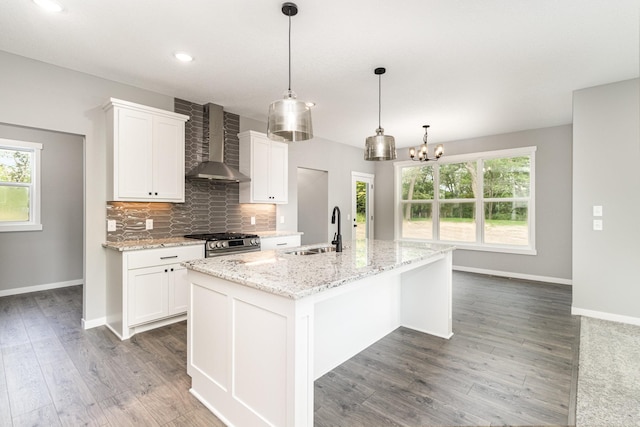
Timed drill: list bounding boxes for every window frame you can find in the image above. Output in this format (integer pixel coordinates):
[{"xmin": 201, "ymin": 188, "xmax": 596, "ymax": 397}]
[
  {"xmin": 394, "ymin": 146, "xmax": 536, "ymax": 255},
  {"xmin": 0, "ymin": 138, "xmax": 43, "ymax": 232}
]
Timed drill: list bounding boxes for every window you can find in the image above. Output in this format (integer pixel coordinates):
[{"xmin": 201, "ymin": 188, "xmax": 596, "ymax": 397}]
[
  {"xmin": 396, "ymin": 147, "xmax": 535, "ymax": 254},
  {"xmin": 0, "ymin": 138, "xmax": 43, "ymax": 232}
]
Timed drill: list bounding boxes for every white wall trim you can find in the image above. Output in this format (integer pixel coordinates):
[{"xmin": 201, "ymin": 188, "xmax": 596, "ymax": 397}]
[
  {"xmin": 82, "ymin": 316, "xmax": 107, "ymax": 330},
  {"xmin": 453, "ymin": 265, "xmax": 572, "ymax": 286},
  {"xmin": 571, "ymin": 307, "xmax": 640, "ymax": 327},
  {"xmin": 0, "ymin": 278, "xmax": 83, "ymax": 297}
]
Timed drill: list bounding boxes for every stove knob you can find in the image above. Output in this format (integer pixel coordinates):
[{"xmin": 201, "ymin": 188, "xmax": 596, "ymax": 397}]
[
  {"xmin": 216, "ymin": 242, "xmax": 223, "ymax": 248},
  {"xmin": 252, "ymin": 239, "xmax": 258, "ymax": 245}
]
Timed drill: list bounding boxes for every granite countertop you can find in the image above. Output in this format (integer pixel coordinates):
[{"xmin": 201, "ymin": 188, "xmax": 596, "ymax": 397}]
[
  {"xmin": 258, "ymin": 230, "xmax": 304, "ymax": 238},
  {"xmin": 103, "ymin": 237, "xmax": 205, "ymax": 252},
  {"xmin": 183, "ymin": 240, "xmax": 455, "ymax": 299}
]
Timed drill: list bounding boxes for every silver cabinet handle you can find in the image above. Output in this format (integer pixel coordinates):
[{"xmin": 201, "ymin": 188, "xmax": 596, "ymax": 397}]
[
  {"xmin": 160, "ymin": 255, "xmax": 178, "ymax": 259},
  {"xmin": 276, "ymin": 243, "xmax": 287, "ymax": 246}
]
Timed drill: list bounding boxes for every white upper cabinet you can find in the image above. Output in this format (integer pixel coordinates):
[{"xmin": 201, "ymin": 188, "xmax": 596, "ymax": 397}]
[
  {"xmin": 104, "ymin": 98, "xmax": 189, "ymax": 202},
  {"xmin": 239, "ymin": 131, "xmax": 288, "ymax": 204}
]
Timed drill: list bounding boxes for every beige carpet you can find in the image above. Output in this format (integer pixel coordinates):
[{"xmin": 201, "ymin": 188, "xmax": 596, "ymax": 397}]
[{"xmin": 577, "ymin": 316, "xmax": 640, "ymax": 426}]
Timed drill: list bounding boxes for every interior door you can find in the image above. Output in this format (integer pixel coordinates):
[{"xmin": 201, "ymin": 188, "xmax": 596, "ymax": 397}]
[{"xmin": 351, "ymin": 172, "xmax": 374, "ymax": 240}]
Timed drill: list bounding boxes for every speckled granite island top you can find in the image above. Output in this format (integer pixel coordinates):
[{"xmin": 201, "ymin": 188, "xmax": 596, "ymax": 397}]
[
  {"xmin": 103, "ymin": 237, "xmax": 205, "ymax": 251},
  {"xmin": 183, "ymin": 240, "xmax": 454, "ymax": 299}
]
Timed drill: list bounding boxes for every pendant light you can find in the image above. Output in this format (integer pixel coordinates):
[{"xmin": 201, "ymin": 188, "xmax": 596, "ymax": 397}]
[
  {"xmin": 267, "ymin": 2, "xmax": 313, "ymax": 142},
  {"xmin": 409, "ymin": 125, "xmax": 444, "ymax": 162},
  {"xmin": 365, "ymin": 67, "xmax": 396, "ymax": 161}
]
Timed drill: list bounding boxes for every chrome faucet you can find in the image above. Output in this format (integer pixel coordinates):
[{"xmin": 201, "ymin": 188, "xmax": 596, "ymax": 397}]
[{"xmin": 331, "ymin": 206, "xmax": 343, "ymax": 252}]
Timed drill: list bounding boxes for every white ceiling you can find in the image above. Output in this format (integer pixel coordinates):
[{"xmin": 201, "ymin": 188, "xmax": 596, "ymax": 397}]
[{"xmin": 1, "ymin": 0, "xmax": 638, "ymax": 148}]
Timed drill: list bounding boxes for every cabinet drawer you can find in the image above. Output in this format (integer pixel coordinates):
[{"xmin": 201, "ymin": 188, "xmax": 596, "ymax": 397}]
[
  {"xmin": 261, "ymin": 235, "xmax": 301, "ymax": 251},
  {"xmin": 126, "ymin": 245, "xmax": 204, "ymax": 269}
]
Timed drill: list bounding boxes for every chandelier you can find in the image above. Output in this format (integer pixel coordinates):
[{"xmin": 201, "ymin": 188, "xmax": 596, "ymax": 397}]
[{"xmin": 409, "ymin": 125, "xmax": 444, "ymax": 162}]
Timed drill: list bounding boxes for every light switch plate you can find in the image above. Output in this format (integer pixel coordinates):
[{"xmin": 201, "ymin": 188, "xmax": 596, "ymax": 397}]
[
  {"xmin": 107, "ymin": 220, "xmax": 116, "ymax": 232},
  {"xmin": 593, "ymin": 219, "xmax": 603, "ymax": 231},
  {"xmin": 250, "ymin": 216, "xmax": 256, "ymax": 225},
  {"xmin": 146, "ymin": 219, "xmax": 153, "ymax": 230},
  {"xmin": 280, "ymin": 216, "xmax": 285, "ymax": 224},
  {"xmin": 593, "ymin": 205, "xmax": 603, "ymax": 217}
]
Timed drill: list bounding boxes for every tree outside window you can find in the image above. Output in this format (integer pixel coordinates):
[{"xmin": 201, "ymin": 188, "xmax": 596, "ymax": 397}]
[{"xmin": 397, "ymin": 147, "xmax": 535, "ymax": 252}]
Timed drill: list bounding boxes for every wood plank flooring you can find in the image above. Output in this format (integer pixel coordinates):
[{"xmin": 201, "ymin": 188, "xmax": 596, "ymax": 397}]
[
  {"xmin": 314, "ymin": 272, "xmax": 579, "ymax": 426},
  {"xmin": 0, "ymin": 272, "xmax": 578, "ymax": 426}
]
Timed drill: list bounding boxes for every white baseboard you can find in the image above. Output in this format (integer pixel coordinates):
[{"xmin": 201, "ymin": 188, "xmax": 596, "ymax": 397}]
[
  {"xmin": 453, "ymin": 265, "xmax": 572, "ymax": 286},
  {"xmin": 0, "ymin": 279, "xmax": 83, "ymax": 297},
  {"xmin": 82, "ymin": 316, "xmax": 106, "ymax": 330},
  {"xmin": 571, "ymin": 307, "xmax": 640, "ymax": 327}
]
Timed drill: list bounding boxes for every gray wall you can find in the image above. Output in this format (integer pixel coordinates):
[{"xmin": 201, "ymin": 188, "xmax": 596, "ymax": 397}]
[
  {"xmin": 0, "ymin": 50, "xmax": 175, "ymax": 325},
  {"xmin": 374, "ymin": 125, "xmax": 573, "ymax": 282},
  {"xmin": 297, "ymin": 168, "xmax": 329, "ymax": 245},
  {"xmin": 0, "ymin": 124, "xmax": 83, "ymax": 293},
  {"xmin": 572, "ymin": 78, "xmax": 640, "ymax": 320}
]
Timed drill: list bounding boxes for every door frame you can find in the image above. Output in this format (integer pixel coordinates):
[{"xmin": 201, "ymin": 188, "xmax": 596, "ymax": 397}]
[{"xmin": 351, "ymin": 172, "xmax": 375, "ymax": 240}]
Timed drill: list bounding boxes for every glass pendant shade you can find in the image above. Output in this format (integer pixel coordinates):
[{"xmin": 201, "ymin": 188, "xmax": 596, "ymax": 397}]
[
  {"xmin": 267, "ymin": 89, "xmax": 313, "ymax": 142},
  {"xmin": 365, "ymin": 127, "xmax": 396, "ymax": 161},
  {"xmin": 364, "ymin": 67, "xmax": 396, "ymax": 161}
]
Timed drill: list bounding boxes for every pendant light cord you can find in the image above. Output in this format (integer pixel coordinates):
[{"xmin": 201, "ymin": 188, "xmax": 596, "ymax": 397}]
[
  {"xmin": 288, "ymin": 13, "xmax": 292, "ymax": 92},
  {"xmin": 378, "ymin": 73, "xmax": 382, "ymax": 129}
]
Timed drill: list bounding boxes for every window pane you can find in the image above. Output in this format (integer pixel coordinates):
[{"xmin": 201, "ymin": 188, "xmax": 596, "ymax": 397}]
[
  {"xmin": 401, "ymin": 203, "xmax": 433, "ymax": 239},
  {"xmin": 0, "ymin": 186, "xmax": 30, "ymax": 222},
  {"xmin": 0, "ymin": 148, "xmax": 32, "ymax": 183},
  {"xmin": 439, "ymin": 162, "xmax": 476, "ymax": 199},
  {"xmin": 439, "ymin": 202, "xmax": 476, "ymax": 242},
  {"xmin": 483, "ymin": 156, "xmax": 530, "ymax": 198},
  {"xmin": 484, "ymin": 201, "xmax": 529, "ymax": 245},
  {"xmin": 401, "ymin": 166, "xmax": 434, "ymax": 200}
]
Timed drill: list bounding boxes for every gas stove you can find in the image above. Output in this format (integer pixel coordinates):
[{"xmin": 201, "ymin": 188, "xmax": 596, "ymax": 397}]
[{"xmin": 184, "ymin": 232, "xmax": 261, "ymax": 257}]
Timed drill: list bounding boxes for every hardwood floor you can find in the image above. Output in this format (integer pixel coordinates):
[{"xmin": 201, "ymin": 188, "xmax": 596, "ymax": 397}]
[
  {"xmin": 0, "ymin": 272, "xmax": 578, "ymax": 426},
  {"xmin": 315, "ymin": 272, "xmax": 579, "ymax": 426}
]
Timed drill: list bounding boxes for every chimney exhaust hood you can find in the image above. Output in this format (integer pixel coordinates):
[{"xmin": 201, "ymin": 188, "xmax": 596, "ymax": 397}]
[{"xmin": 186, "ymin": 103, "xmax": 251, "ymax": 183}]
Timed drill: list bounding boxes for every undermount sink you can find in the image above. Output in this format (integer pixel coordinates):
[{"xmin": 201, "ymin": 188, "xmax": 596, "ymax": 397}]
[
  {"xmin": 311, "ymin": 246, "xmax": 336, "ymax": 253},
  {"xmin": 286, "ymin": 250, "xmax": 318, "ymax": 256},
  {"xmin": 285, "ymin": 246, "xmax": 337, "ymax": 256}
]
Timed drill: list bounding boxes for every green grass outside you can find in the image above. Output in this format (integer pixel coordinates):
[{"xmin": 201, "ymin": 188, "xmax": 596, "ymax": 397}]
[{"xmin": 406, "ymin": 217, "xmax": 526, "ymax": 226}]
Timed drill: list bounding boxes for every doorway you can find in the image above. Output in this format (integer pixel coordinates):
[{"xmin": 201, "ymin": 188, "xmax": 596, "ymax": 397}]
[
  {"xmin": 297, "ymin": 167, "xmax": 329, "ymax": 245},
  {"xmin": 351, "ymin": 172, "xmax": 374, "ymax": 240}
]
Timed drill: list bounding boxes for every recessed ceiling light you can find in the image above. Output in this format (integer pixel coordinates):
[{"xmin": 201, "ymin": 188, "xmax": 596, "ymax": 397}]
[
  {"xmin": 174, "ymin": 52, "xmax": 194, "ymax": 62},
  {"xmin": 33, "ymin": 0, "xmax": 64, "ymax": 12}
]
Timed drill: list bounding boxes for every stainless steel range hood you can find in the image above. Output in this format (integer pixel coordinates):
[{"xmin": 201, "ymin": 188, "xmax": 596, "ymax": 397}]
[{"xmin": 186, "ymin": 103, "xmax": 250, "ymax": 183}]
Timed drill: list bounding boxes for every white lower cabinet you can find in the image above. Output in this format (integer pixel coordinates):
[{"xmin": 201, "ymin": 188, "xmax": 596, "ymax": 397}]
[
  {"xmin": 106, "ymin": 244, "xmax": 204, "ymax": 340},
  {"xmin": 260, "ymin": 235, "xmax": 301, "ymax": 251}
]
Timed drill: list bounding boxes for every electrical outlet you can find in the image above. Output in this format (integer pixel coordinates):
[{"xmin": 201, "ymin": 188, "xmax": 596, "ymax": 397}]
[
  {"xmin": 250, "ymin": 216, "xmax": 256, "ymax": 225},
  {"xmin": 146, "ymin": 219, "xmax": 153, "ymax": 230},
  {"xmin": 593, "ymin": 219, "xmax": 603, "ymax": 231},
  {"xmin": 280, "ymin": 216, "xmax": 285, "ymax": 224},
  {"xmin": 593, "ymin": 205, "xmax": 603, "ymax": 217},
  {"xmin": 107, "ymin": 220, "xmax": 116, "ymax": 232}
]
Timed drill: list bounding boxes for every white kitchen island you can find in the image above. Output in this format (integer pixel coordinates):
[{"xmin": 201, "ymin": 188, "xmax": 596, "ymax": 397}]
[{"xmin": 183, "ymin": 239, "xmax": 455, "ymax": 427}]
